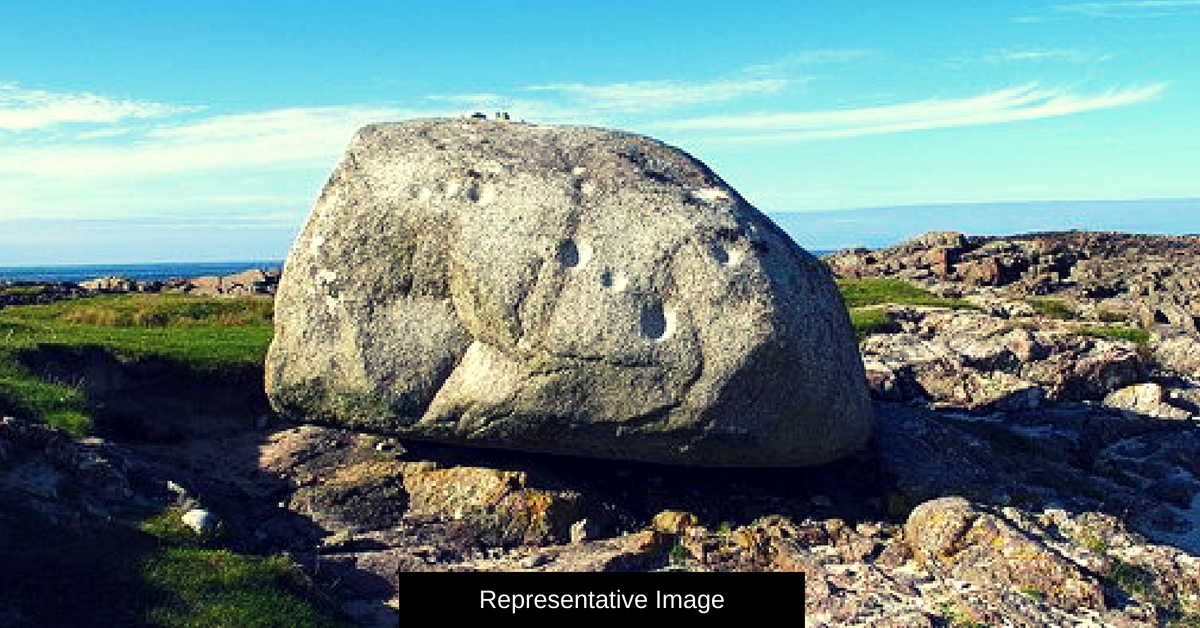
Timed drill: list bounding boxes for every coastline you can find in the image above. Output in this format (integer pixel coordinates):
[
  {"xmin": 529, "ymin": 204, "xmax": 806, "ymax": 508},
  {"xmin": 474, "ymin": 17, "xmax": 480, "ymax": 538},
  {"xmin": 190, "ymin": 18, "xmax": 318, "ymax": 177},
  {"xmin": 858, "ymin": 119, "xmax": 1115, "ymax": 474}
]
[{"xmin": 0, "ymin": 260, "xmax": 284, "ymax": 285}]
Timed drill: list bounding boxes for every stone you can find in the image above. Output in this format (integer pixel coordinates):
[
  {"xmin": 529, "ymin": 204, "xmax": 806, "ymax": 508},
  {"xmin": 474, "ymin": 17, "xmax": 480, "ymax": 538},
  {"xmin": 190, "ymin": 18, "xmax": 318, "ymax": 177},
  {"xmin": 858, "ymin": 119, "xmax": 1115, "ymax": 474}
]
[
  {"xmin": 651, "ymin": 510, "xmax": 699, "ymax": 535},
  {"xmin": 904, "ymin": 497, "xmax": 1104, "ymax": 611},
  {"xmin": 570, "ymin": 519, "xmax": 600, "ymax": 544},
  {"xmin": 181, "ymin": 508, "xmax": 217, "ymax": 534},
  {"xmin": 1104, "ymin": 383, "xmax": 1191, "ymax": 420},
  {"xmin": 265, "ymin": 118, "xmax": 871, "ymax": 467},
  {"xmin": 1157, "ymin": 335, "xmax": 1200, "ymax": 378},
  {"xmin": 80, "ymin": 275, "xmax": 138, "ymax": 292},
  {"xmin": 189, "ymin": 275, "xmax": 223, "ymax": 296}
]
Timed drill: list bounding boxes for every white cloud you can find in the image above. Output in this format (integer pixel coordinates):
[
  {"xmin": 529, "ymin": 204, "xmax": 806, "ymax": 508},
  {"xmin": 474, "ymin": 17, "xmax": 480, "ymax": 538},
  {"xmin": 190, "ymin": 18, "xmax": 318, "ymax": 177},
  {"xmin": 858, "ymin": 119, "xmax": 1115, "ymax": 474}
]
[
  {"xmin": 0, "ymin": 83, "xmax": 194, "ymax": 131},
  {"xmin": 425, "ymin": 92, "xmax": 508, "ymax": 105},
  {"xmin": 655, "ymin": 83, "xmax": 1166, "ymax": 141},
  {"xmin": 985, "ymin": 49, "xmax": 1114, "ymax": 63},
  {"xmin": 743, "ymin": 49, "xmax": 875, "ymax": 76},
  {"xmin": 523, "ymin": 78, "xmax": 790, "ymax": 113},
  {"xmin": 0, "ymin": 105, "xmax": 426, "ymax": 178},
  {"xmin": 1056, "ymin": 0, "xmax": 1200, "ymax": 17}
]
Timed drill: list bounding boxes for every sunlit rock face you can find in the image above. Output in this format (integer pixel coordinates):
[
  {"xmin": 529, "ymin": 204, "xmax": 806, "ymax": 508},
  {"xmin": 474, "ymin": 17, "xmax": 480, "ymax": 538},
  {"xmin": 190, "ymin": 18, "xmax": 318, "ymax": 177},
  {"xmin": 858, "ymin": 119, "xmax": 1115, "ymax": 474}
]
[{"xmin": 266, "ymin": 118, "xmax": 871, "ymax": 467}]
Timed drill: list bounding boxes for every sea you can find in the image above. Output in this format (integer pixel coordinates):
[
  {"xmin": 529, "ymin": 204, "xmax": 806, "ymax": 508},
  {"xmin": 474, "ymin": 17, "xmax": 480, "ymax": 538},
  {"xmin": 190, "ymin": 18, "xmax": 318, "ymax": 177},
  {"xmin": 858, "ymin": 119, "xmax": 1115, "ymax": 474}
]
[
  {"xmin": 0, "ymin": 261, "xmax": 285, "ymax": 285},
  {"xmin": 0, "ymin": 249, "xmax": 838, "ymax": 286}
]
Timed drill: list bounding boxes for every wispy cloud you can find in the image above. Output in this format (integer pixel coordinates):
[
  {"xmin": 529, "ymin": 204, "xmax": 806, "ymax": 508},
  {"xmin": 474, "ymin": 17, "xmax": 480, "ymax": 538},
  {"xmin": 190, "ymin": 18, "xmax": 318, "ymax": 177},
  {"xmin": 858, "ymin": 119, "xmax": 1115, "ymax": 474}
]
[
  {"xmin": 1056, "ymin": 0, "xmax": 1200, "ymax": 18},
  {"xmin": 984, "ymin": 49, "xmax": 1115, "ymax": 63},
  {"xmin": 426, "ymin": 76, "xmax": 796, "ymax": 125},
  {"xmin": 0, "ymin": 83, "xmax": 194, "ymax": 132},
  {"xmin": 742, "ymin": 49, "xmax": 875, "ymax": 76},
  {"xmin": 523, "ymin": 78, "xmax": 791, "ymax": 113},
  {"xmin": 655, "ymin": 83, "xmax": 1166, "ymax": 141},
  {"xmin": 0, "ymin": 105, "xmax": 427, "ymax": 179}
]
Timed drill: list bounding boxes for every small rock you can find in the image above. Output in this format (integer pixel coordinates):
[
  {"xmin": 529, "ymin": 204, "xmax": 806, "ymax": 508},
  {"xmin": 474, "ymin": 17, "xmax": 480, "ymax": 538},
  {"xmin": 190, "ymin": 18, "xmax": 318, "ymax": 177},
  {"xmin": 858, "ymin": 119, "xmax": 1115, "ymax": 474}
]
[
  {"xmin": 570, "ymin": 519, "xmax": 600, "ymax": 544},
  {"xmin": 373, "ymin": 440, "xmax": 405, "ymax": 456},
  {"xmin": 652, "ymin": 510, "xmax": 699, "ymax": 535},
  {"xmin": 1104, "ymin": 383, "xmax": 1191, "ymax": 420},
  {"xmin": 520, "ymin": 553, "xmax": 552, "ymax": 569},
  {"xmin": 181, "ymin": 508, "xmax": 217, "ymax": 535}
]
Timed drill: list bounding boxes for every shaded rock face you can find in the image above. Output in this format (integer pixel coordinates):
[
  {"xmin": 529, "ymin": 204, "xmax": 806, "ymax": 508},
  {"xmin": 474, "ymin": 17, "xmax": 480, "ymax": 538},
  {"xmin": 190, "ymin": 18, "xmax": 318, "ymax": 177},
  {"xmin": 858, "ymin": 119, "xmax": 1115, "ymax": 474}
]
[{"xmin": 266, "ymin": 118, "xmax": 871, "ymax": 467}]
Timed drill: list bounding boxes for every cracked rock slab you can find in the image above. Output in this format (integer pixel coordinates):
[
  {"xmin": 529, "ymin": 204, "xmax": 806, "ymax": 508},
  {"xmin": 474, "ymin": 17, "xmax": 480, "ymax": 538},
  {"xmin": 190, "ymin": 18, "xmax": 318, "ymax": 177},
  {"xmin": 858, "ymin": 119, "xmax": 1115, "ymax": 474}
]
[{"xmin": 265, "ymin": 118, "xmax": 871, "ymax": 466}]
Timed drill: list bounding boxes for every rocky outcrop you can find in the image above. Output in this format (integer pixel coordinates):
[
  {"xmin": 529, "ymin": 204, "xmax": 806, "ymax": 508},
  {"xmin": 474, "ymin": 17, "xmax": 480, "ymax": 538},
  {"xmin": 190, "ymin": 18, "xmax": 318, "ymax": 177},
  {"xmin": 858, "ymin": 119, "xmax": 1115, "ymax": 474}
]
[
  {"xmin": 266, "ymin": 118, "xmax": 870, "ymax": 467},
  {"xmin": 0, "ymin": 268, "xmax": 280, "ymax": 312},
  {"xmin": 860, "ymin": 306, "xmax": 1150, "ymax": 409},
  {"xmin": 11, "ymin": 216, "xmax": 1200, "ymax": 626},
  {"xmin": 80, "ymin": 268, "xmax": 280, "ymax": 297},
  {"xmin": 8, "ymin": 341, "xmax": 1200, "ymax": 625},
  {"xmin": 0, "ymin": 282, "xmax": 89, "ymax": 308},
  {"xmin": 826, "ymin": 231, "xmax": 1200, "ymax": 333},
  {"xmin": 0, "ymin": 416, "xmax": 146, "ymax": 527}
]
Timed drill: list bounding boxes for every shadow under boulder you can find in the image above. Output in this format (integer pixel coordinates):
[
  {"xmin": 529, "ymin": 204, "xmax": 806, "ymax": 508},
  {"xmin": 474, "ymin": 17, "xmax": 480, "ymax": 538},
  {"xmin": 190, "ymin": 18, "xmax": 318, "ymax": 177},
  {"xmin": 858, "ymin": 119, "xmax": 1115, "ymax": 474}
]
[{"xmin": 17, "ymin": 344, "xmax": 269, "ymax": 443}]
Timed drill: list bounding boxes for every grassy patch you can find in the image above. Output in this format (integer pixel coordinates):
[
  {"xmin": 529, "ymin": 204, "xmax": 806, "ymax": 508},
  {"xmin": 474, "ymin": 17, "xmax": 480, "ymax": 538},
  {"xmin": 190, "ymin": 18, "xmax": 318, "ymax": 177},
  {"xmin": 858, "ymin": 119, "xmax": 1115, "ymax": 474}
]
[
  {"xmin": 1096, "ymin": 309, "xmax": 1130, "ymax": 324},
  {"xmin": 1, "ymin": 284, "xmax": 52, "ymax": 296},
  {"xmin": 0, "ymin": 508, "xmax": 348, "ymax": 628},
  {"xmin": 1080, "ymin": 325, "xmax": 1152, "ymax": 346},
  {"xmin": 0, "ymin": 357, "xmax": 91, "ymax": 436},
  {"xmin": 1107, "ymin": 556, "xmax": 1160, "ymax": 603},
  {"xmin": 0, "ymin": 294, "xmax": 273, "ymax": 436},
  {"xmin": 849, "ymin": 308, "xmax": 901, "ymax": 340},
  {"xmin": 837, "ymin": 278, "xmax": 973, "ymax": 340},
  {"xmin": 1025, "ymin": 298, "xmax": 1077, "ymax": 320},
  {"xmin": 54, "ymin": 293, "xmax": 273, "ymax": 329},
  {"xmin": 837, "ymin": 278, "xmax": 975, "ymax": 310},
  {"xmin": 937, "ymin": 601, "xmax": 989, "ymax": 628},
  {"xmin": 1018, "ymin": 586, "xmax": 1046, "ymax": 602},
  {"xmin": 140, "ymin": 508, "xmax": 227, "ymax": 547},
  {"xmin": 143, "ymin": 548, "xmax": 347, "ymax": 628},
  {"xmin": 0, "ymin": 294, "xmax": 273, "ymax": 367}
]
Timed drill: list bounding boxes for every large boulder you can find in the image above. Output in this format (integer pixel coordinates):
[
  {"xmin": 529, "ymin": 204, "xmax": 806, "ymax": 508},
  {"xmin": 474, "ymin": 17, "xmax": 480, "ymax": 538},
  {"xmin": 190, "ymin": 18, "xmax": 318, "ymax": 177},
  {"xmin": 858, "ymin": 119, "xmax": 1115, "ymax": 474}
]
[{"xmin": 265, "ymin": 118, "xmax": 871, "ymax": 466}]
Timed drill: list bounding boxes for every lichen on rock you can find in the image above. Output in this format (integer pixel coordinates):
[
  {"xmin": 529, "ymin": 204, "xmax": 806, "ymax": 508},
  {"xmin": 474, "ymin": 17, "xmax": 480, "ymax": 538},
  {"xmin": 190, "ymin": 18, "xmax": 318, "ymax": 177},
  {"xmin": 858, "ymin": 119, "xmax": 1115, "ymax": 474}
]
[{"xmin": 266, "ymin": 118, "xmax": 871, "ymax": 467}]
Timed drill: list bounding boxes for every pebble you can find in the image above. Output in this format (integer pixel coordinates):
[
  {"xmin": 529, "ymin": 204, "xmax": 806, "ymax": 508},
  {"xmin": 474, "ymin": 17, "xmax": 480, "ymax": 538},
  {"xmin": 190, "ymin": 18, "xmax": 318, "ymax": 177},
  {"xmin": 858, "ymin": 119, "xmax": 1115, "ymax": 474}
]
[
  {"xmin": 181, "ymin": 508, "xmax": 217, "ymax": 534},
  {"xmin": 520, "ymin": 553, "xmax": 552, "ymax": 569}
]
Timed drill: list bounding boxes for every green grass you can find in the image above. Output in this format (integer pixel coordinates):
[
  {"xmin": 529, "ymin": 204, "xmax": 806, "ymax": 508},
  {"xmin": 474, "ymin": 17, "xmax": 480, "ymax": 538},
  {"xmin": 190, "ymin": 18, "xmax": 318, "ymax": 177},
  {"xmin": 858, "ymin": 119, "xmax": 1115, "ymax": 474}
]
[
  {"xmin": 1096, "ymin": 309, "xmax": 1131, "ymax": 324},
  {"xmin": 1, "ymin": 284, "xmax": 52, "ymax": 296},
  {"xmin": 837, "ymin": 278, "xmax": 975, "ymax": 310},
  {"xmin": 0, "ymin": 294, "xmax": 274, "ymax": 436},
  {"xmin": 54, "ymin": 293, "xmax": 273, "ymax": 329},
  {"xmin": 1018, "ymin": 586, "xmax": 1046, "ymax": 602},
  {"xmin": 849, "ymin": 308, "xmax": 901, "ymax": 340},
  {"xmin": 1080, "ymin": 325, "xmax": 1152, "ymax": 346},
  {"xmin": 1024, "ymin": 298, "xmax": 1077, "ymax": 320},
  {"xmin": 0, "ymin": 507, "xmax": 350, "ymax": 628},
  {"xmin": 143, "ymin": 548, "xmax": 348, "ymax": 628},
  {"xmin": 937, "ymin": 601, "xmax": 989, "ymax": 628},
  {"xmin": 0, "ymin": 356, "xmax": 91, "ymax": 436},
  {"xmin": 0, "ymin": 294, "xmax": 273, "ymax": 366},
  {"xmin": 837, "ymin": 278, "xmax": 972, "ymax": 340},
  {"xmin": 0, "ymin": 293, "xmax": 353, "ymax": 626}
]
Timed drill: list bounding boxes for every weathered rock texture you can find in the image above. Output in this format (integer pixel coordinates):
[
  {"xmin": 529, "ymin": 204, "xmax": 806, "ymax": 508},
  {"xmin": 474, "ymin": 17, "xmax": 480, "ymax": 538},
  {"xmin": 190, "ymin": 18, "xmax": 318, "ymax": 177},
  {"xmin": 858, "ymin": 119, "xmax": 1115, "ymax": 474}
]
[
  {"xmin": 826, "ymin": 230, "xmax": 1200, "ymax": 334},
  {"xmin": 266, "ymin": 118, "xmax": 870, "ymax": 466},
  {"xmin": 860, "ymin": 306, "xmax": 1149, "ymax": 410}
]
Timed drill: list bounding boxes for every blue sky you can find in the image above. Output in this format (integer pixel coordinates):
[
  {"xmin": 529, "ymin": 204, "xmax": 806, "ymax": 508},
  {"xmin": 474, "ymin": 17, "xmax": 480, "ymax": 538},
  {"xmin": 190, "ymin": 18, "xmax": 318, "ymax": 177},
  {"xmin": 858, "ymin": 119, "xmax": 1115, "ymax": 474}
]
[{"xmin": 1, "ymin": 0, "xmax": 1199, "ymax": 263}]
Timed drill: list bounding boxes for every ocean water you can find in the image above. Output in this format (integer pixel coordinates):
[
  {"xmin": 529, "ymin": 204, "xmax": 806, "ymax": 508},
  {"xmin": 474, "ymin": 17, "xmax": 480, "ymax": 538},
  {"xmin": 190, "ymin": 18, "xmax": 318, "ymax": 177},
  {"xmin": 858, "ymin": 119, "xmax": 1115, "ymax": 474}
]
[
  {"xmin": 0, "ymin": 261, "xmax": 284, "ymax": 284},
  {"xmin": 0, "ymin": 247, "xmax": 833, "ymax": 285}
]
